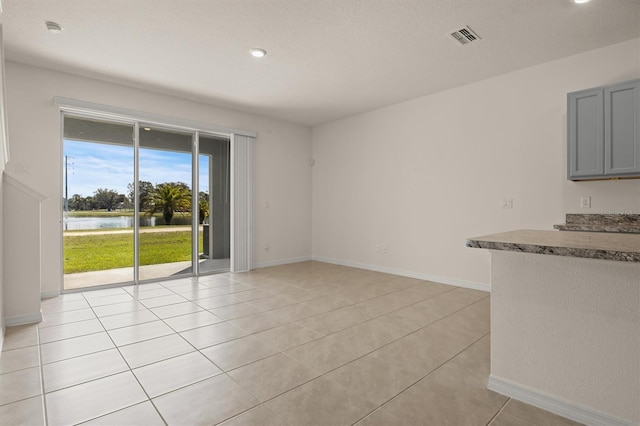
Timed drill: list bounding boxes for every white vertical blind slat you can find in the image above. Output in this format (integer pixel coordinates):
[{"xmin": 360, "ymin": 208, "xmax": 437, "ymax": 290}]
[{"xmin": 231, "ymin": 134, "xmax": 253, "ymax": 272}]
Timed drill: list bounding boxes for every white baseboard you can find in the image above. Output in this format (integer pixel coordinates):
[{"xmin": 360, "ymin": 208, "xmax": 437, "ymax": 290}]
[
  {"xmin": 488, "ymin": 375, "xmax": 637, "ymax": 426},
  {"xmin": 311, "ymin": 256, "xmax": 490, "ymax": 292},
  {"xmin": 41, "ymin": 289, "xmax": 60, "ymax": 300},
  {"xmin": 253, "ymin": 256, "xmax": 312, "ymax": 269},
  {"xmin": 5, "ymin": 311, "xmax": 43, "ymax": 327}
]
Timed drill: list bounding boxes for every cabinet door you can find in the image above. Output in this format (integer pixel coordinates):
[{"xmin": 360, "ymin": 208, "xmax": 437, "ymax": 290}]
[
  {"xmin": 604, "ymin": 80, "xmax": 640, "ymax": 176},
  {"xmin": 568, "ymin": 88, "xmax": 604, "ymax": 179}
]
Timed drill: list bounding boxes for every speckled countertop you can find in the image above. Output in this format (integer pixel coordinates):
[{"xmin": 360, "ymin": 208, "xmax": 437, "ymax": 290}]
[
  {"xmin": 554, "ymin": 213, "xmax": 640, "ymax": 233},
  {"xmin": 466, "ymin": 229, "xmax": 640, "ymax": 263}
]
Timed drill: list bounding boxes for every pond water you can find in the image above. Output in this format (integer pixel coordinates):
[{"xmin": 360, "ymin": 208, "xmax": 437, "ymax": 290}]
[{"xmin": 63, "ymin": 215, "xmax": 192, "ymax": 230}]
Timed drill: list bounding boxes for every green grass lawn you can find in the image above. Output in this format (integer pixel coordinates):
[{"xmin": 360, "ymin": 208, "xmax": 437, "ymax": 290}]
[{"xmin": 64, "ymin": 230, "xmax": 203, "ymax": 274}]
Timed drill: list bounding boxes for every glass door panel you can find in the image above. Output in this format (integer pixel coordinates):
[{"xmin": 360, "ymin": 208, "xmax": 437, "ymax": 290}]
[
  {"xmin": 62, "ymin": 117, "xmax": 135, "ymax": 290},
  {"xmin": 198, "ymin": 135, "xmax": 231, "ymax": 273},
  {"xmin": 138, "ymin": 127, "xmax": 194, "ymax": 281}
]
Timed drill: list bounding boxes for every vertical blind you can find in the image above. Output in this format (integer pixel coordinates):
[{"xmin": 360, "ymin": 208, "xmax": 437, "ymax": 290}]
[{"xmin": 231, "ymin": 134, "xmax": 254, "ymax": 272}]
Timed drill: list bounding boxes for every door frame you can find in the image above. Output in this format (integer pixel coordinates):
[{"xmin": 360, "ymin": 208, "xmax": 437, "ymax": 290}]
[{"xmin": 57, "ymin": 99, "xmax": 254, "ymax": 293}]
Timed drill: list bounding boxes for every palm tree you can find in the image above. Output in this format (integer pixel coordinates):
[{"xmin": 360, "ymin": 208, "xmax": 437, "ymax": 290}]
[
  {"xmin": 147, "ymin": 183, "xmax": 191, "ymax": 225},
  {"xmin": 198, "ymin": 192, "xmax": 209, "ymax": 224}
]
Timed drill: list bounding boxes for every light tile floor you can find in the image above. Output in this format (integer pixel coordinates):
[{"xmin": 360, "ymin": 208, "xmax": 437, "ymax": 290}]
[{"xmin": 0, "ymin": 261, "xmax": 582, "ymax": 425}]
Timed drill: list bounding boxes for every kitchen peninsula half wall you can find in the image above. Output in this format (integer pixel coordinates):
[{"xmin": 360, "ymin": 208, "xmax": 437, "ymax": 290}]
[{"xmin": 467, "ymin": 221, "xmax": 640, "ymax": 426}]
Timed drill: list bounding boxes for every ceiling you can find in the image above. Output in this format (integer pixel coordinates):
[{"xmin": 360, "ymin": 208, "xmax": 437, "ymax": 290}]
[{"xmin": 1, "ymin": 0, "xmax": 639, "ymax": 126}]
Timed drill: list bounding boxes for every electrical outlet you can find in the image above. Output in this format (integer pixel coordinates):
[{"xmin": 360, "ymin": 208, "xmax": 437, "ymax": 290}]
[
  {"xmin": 15, "ymin": 163, "xmax": 30, "ymax": 174},
  {"xmin": 580, "ymin": 196, "xmax": 591, "ymax": 208},
  {"xmin": 264, "ymin": 242, "xmax": 270, "ymax": 250},
  {"xmin": 502, "ymin": 198, "xmax": 513, "ymax": 209},
  {"xmin": 382, "ymin": 244, "xmax": 389, "ymax": 254}
]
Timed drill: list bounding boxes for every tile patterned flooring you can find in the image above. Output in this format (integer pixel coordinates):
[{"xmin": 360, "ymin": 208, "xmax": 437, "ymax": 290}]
[{"xmin": 0, "ymin": 261, "xmax": 581, "ymax": 425}]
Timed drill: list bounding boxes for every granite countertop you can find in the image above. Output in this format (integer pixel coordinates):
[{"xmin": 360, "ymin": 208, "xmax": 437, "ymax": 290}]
[
  {"xmin": 554, "ymin": 213, "xmax": 640, "ymax": 234},
  {"xmin": 554, "ymin": 224, "xmax": 640, "ymax": 233},
  {"xmin": 466, "ymin": 229, "xmax": 640, "ymax": 263}
]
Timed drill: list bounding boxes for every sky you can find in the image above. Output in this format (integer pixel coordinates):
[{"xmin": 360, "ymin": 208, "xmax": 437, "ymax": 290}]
[{"xmin": 64, "ymin": 140, "xmax": 210, "ymax": 198}]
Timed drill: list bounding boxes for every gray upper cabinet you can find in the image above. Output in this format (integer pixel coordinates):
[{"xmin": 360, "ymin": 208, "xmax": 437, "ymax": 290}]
[
  {"xmin": 568, "ymin": 87, "xmax": 603, "ymax": 179},
  {"xmin": 568, "ymin": 79, "xmax": 639, "ymax": 180},
  {"xmin": 604, "ymin": 81, "xmax": 640, "ymax": 175}
]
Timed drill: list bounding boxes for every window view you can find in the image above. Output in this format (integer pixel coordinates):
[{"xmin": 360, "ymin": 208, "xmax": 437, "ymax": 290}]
[
  {"xmin": 63, "ymin": 118, "xmax": 135, "ymax": 289},
  {"xmin": 138, "ymin": 127, "xmax": 195, "ymax": 281},
  {"xmin": 62, "ymin": 116, "xmax": 230, "ymax": 290}
]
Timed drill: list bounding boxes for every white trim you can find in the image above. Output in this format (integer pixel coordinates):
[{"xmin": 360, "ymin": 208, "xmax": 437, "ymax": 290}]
[
  {"xmin": 0, "ymin": 25, "xmax": 10, "ymax": 166},
  {"xmin": 5, "ymin": 311, "xmax": 42, "ymax": 327},
  {"xmin": 311, "ymin": 256, "xmax": 490, "ymax": 292},
  {"xmin": 3, "ymin": 171, "xmax": 49, "ymax": 201},
  {"xmin": 58, "ymin": 112, "xmax": 64, "ymax": 295},
  {"xmin": 247, "ymin": 138, "xmax": 253, "ymax": 270},
  {"xmin": 253, "ymin": 256, "xmax": 312, "ymax": 269},
  {"xmin": 53, "ymin": 97, "xmax": 257, "ymax": 138},
  {"xmin": 58, "ymin": 111, "xmax": 241, "ymax": 289},
  {"xmin": 133, "ymin": 121, "xmax": 140, "ymax": 283},
  {"xmin": 41, "ymin": 290, "xmax": 60, "ymax": 300},
  {"xmin": 488, "ymin": 375, "xmax": 637, "ymax": 426},
  {"xmin": 192, "ymin": 131, "xmax": 200, "ymax": 274}
]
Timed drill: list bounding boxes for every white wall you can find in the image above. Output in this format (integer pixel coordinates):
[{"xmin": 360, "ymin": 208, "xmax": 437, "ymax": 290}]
[
  {"xmin": 490, "ymin": 250, "xmax": 640, "ymax": 424},
  {"xmin": 3, "ymin": 175, "xmax": 44, "ymax": 324},
  {"xmin": 4, "ymin": 62, "xmax": 312, "ymax": 296},
  {"xmin": 311, "ymin": 38, "xmax": 640, "ymax": 288}
]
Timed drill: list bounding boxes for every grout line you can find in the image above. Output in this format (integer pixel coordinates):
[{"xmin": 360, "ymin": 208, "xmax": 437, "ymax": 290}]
[
  {"xmin": 108, "ymin": 272, "xmax": 445, "ymax": 395},
  {"xmin": 205, "ymin": 294, "xmax": 491, "ymax": 412},
  {"xmin": 349, "ymin": 331, "xmax": 492, "ymax": 426},
  {"xmin": 36, "ymin": 326, "xmax": 49, "ymax": 426},
  {"xmin": 317, "ymin": 297, "xmax": 488, "ymax": 377},
  {"xmin": 38, "ymin": 329, "xmax": 112, "ymax": 348},
  {"xmin": 485, "ymin": 398, "xmax": 511, "ymax": 426},
  {"xmin": 35, "ymin": 264, "xmax": 485, "ymax": 426},
  {"xmin": 244, "ymin": 286, "xmax": 462, "ymax": 352},
  {"xmin": 39, "ymin": 342, "xmax": 111, "ymax": 366},
  {"xmin": 228, "ymin": 278, "xmax": 454, "ymax": 337},
  {"xmin": 38, "ymin": 316, "xmax": 98, "ymax": 330},
  {"xmin": 0, "ymin": 348, "xmax": 39, "ymax": 375},
  {"xmin": 79, "ymin": 293, "xmax": 170, "ymax": 426},
  {"xmin": 160, "ymin": 280, "xmax": 472, "ymax": 377}
]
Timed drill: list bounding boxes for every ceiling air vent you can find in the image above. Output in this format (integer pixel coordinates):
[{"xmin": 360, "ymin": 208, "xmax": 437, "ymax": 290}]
[{"xmin": 451, "ymin": 26, "xmax": 480, "ymax": 45}]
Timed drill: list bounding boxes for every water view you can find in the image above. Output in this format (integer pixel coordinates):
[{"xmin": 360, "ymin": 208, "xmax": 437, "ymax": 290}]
[{"xmin": 63, "ymin": 215, "xmax": 192, "ymax": 230}]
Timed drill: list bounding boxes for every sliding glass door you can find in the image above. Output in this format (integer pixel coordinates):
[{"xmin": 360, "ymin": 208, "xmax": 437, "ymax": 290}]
[
  {"xmin": 62, "ymin": 115, "xmax": 231, "ymax": 290},
  {"xmin": 138, "ymin": 126, "xmax": 194, "ymax": 281},
  {"xmin": 199, "ymin": 135, "xmax": 231, "ymax": 273},
  {"xmin": 62, "ymin": 117, "xmax": 135, "ymax": 289}
]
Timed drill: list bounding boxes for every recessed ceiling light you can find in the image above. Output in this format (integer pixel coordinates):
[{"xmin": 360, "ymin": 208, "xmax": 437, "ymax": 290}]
[
  {"xmin": 573, "ymin": 0, "xmax": 590, "ymax": 3},
  {"xmin": 249, "ymin": 48, "xmax": 266, "ymax": 58},
  {"xmin": 45, "ymin": 21, "xmax": 63, "ymax": 34},
  {"xmin": 143, "ymin": 127, "xmax": 151, "ymax": 131}
]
